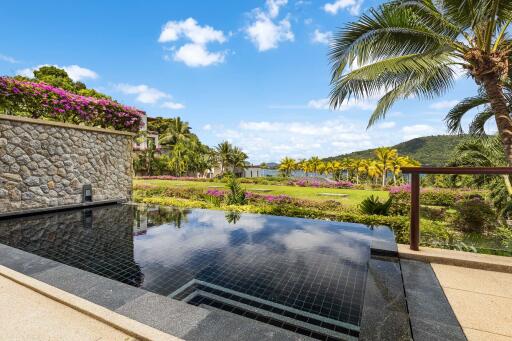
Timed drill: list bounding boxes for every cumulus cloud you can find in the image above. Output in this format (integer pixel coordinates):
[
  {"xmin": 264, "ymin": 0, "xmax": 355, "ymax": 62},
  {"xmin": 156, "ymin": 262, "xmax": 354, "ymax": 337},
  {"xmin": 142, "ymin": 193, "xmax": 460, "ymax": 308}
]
[
  {"xmin": 378, "ymin": 121, "xmax": 396, "ymax": 129},
  {"xmin": 246, "ymin": 0, "xmax": 294, "ymax": 52},
  {"xmin": 158, "ymin": 18, "xmax": 227, "ymax": 67},
  {"xmin": 114, "ymin": 84, "xmax": 170, "ymax": 104},
  {"xmin": 429, "ymin": 100, "xmax": 460, "ymax": 110},
  {"xmin": 16, "ymin": 64, "xmax": 98, "ymax": 82},
  {"xmin": 161, "ymin": 101, "xmax": 185, "ymax": 110},
  {"xmin": 0, "ymin": 53, "xmax": 19, "ymax": 64},
  {"xmin": 311, "ymin": 29, "xmax": 332, "ymax": 44},
  {"xmin": 402, "ymin": 124, "xmax": 436, "ymax": 140},
  {"xmin": 323, "ymin": 0, "xmax": 363, "ymax": 15},
  {"xmin": 307, "ymin": 97, "xmax": 376, "ymax": 111}
]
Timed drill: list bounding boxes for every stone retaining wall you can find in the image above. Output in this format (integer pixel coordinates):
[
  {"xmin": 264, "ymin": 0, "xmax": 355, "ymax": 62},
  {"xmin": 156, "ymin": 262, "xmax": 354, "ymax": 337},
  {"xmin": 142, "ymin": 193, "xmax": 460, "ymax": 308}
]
[{"xmin": 0, "ymin": 115, "xmax": 134, "ymax": 213}]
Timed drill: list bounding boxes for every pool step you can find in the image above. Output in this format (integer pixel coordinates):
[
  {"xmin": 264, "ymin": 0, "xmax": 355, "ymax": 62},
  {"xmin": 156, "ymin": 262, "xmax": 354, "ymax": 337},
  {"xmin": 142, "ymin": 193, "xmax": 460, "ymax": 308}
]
[{"xmin": 169, "ymin": 279, "xmax": 359, "ymax": 341}]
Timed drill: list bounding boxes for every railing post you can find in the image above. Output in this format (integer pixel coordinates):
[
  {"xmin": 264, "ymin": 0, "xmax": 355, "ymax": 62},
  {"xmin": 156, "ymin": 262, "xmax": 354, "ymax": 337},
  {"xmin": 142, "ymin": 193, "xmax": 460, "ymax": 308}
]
[{"xmin": 410, "ymin": 173, "xmax": 420, "ymax": 251}]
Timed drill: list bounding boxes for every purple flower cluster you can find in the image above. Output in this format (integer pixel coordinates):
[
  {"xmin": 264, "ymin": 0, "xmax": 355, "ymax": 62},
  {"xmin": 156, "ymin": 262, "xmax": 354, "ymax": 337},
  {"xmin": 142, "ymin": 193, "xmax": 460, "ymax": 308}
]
[
  {"xmin": 288, "ymin": 179, "xmax": 354, "ymax": 189},
  {"xmin": 138, "ymin": 175, "xmax": 203, "ymax": 181},
  {"xmin": 0, "ymin": 77, "xmax": 145, "ymax": 132},
  {"xmin": 246, "ymin": 192, "xmax": 292, "ymax": 204},
  {"xmin": 389, "ymin": 184, "xmax": 411, "ymax": 194},
  {"xmin": 205, "ymin": 189, "xmax": 226, "ymax": 198}
]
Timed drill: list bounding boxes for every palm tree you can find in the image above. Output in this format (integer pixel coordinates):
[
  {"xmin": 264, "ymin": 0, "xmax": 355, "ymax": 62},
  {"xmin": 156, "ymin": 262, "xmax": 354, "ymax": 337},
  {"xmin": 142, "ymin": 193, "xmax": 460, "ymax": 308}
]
[
  {"xmin": 330, "ymin": 0, "xmax": 512, "ymax": 164},
  {"xmin": 159, "ymin": 117, "xmax": 192, "ymax": 146},
  {"xmin": 215, "ymin": 141, "xmax": 232, "ymax": 175},
  {"xmin": 229, "ymin": 147, "xmax": 248, "ymax": 175},
  {"xmin": 308, "ymin": 156, "xmax": 323, "ymax": 175},
  {"xmin": 352, "ymin": 158, "xmax": 366, "ymax": 184},
  {"xmin": 445, "ymin": 80, "xmax": 512, "ymax": 135},
  {"xmin": 298, "ymin": 159, "xmax": 311, "ymax": 177},
  {"xmin": 279, "ymin": 157, "xmax": 297, "ymax": 177},
  {"xmin": 374, "ymin": 147, "xmax": 397, "ymax": 186}
]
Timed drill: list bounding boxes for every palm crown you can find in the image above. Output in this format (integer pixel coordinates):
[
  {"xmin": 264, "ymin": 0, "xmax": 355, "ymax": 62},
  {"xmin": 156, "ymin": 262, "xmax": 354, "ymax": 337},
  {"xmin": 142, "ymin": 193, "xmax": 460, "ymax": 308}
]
[{"xmin": 330, "ymin": 0, "xmax": 512, "ymax": 163}]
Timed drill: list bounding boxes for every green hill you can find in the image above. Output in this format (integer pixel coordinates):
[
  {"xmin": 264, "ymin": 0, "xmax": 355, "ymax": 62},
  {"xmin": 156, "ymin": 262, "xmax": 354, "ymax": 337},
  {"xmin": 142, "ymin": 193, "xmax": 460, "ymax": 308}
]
[{"xmin": 324, "ymin": 135, "xmax": 465, "ymax": 166}]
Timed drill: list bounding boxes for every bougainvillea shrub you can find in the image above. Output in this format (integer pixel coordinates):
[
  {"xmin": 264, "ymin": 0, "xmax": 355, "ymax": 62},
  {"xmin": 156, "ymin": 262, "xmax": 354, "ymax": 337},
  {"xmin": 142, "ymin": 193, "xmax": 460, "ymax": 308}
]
[{"xmin": 0, "ymin": 77, "xmax": 145, "ymax": 132}]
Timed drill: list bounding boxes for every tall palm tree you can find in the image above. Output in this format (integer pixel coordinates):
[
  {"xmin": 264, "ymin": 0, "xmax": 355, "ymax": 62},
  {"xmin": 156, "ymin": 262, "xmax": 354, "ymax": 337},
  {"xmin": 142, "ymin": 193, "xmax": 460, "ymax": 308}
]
[
  {"xmin": 374, "ymin": 147, "xmax": 398, "ymax": 186},
  {"xmin": 330, "ymin": 0, "xmax": 512, "ymax": 164},
  {"xmin": 279, "ymin": 157, "xmax": 297, "ymax": 177},
  {"xmin": 215, "ymin": 141, "xmax": 232, "ymax": 175},
  {"xmin": 445, "ymin": 80, "xmax": 512, "ymax": 135},
  {"xmin": 308, "ymin": 156, "xmax": 323, "ymax": 175},
  {"xmin": 229, "ymin": 147, "xmax": 248, "ymax": 175}
]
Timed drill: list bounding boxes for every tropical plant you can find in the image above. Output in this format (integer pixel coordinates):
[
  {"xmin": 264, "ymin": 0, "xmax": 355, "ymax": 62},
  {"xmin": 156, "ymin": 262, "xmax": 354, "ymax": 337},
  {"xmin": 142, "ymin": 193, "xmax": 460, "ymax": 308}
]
[
  {"xmin": 215, "ymin": 141, "xmax": 233, "ymax": 176},
  {"xmin": 359, "ymin": 195, "xmax": 393, "ymax": 215},
  {"xmin": 225, "ymin": 176, "xmax": 247, "ymax": 205},
  {"xmin": 159, "ymin": 117, "xmax": 192, "ymax": 146},
  {"xmin": 229, "ymin": 146, "xmax": 248, "ymax": 173},
  {"xmin": 329, "ymin": 0, "xmax": 512, "ymax": 164},
  {"xmin": 374, "ymin": 147, "xmax": 398, "ymax": 186}
]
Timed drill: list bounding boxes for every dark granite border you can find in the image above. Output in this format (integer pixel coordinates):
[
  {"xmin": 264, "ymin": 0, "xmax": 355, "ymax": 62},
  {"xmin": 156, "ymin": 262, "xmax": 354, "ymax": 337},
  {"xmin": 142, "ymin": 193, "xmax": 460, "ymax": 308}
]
[
  {"xmin": 0, "ymin": 243, "xmax": 313, "ymax": 340},
  {"xmin": 0, "ymin": 200, "xmax": 125, "ymax": 220}
]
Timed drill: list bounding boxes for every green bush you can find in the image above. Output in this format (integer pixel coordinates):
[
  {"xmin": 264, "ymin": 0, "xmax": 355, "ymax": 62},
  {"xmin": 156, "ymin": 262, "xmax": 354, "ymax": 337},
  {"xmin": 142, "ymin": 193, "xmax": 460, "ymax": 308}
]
[
  {"xmin": 450, "ymin": 198, "xmax": 496, "ymax": 233},
  {"xmin": 420, "ymin": 205, "xmax": 446, "ymax": 220}
]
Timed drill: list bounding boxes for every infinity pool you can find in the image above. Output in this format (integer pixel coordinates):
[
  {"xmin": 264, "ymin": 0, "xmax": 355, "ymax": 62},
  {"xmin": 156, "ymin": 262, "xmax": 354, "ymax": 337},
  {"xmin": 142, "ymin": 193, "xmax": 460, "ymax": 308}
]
[{"xmin": 0, "ymin": 203, "xmax": 397, "ymax": 340}]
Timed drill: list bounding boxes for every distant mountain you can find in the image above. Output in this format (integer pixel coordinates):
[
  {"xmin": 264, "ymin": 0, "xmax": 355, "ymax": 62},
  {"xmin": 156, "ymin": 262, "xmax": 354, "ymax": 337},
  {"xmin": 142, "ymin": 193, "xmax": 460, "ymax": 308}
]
[{"xmin": 324, "ymin": 135, "xmax": 465, "ymax": 166}]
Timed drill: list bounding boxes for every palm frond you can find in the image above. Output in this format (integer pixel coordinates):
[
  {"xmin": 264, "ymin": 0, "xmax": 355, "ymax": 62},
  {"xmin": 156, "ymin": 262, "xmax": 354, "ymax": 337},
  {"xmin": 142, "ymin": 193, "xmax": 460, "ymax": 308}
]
[{"xmin": 444, "ymin": 94, "xmax": 489, "ymax": 133}]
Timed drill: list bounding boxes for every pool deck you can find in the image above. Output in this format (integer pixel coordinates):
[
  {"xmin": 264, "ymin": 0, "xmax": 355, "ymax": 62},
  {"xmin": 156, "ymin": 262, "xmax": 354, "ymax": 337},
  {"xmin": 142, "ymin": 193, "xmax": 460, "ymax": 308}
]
[{"xmin": 399, "ymin": 244, "xmax": 512, "ymax": 341}]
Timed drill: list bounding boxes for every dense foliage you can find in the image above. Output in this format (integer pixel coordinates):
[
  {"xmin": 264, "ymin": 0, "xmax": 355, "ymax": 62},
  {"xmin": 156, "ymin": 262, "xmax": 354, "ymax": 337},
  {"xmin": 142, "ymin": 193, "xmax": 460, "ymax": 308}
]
[
  {"xmin": 0, "ymin": 76, "xmax": 145, "ymax": 132},
  {"xmin": 280, "ymin": 147, "xmax": 419, "ymax": 187},
  {"xmin": 325, "ymin": 135, "xmax": 464, "ymax": 166}
]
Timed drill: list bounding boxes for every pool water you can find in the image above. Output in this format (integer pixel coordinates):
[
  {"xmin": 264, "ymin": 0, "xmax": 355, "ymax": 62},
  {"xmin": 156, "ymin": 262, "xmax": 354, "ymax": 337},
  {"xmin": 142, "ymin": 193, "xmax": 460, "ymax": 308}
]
[{"xmin": 0, "ymin": 204, "xmax": 396, "ymax": 340}]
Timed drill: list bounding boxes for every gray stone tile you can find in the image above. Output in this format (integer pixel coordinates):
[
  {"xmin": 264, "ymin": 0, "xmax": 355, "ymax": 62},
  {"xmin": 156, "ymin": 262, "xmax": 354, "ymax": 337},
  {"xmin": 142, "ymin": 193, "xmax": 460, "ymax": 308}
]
[
  {"xmin": 359, "ymin": 257, "xmax": 412, "ymax": 341},
  {"xmin": 33, "ymin": 264, "xmax": 146, "ymax": 309},
  {"xmin": 0, "ymin": 244, "xmax": 61, "ymax": 275},
  {"xmin": 400, "ymin": 259, "xmax": 439, "ymax": 290},
  {"xmin": 359, "ymin": 308, "xmax": 412, "ymax": 341},
  {"xmin": 184, "ymin": 308, "xmax": 313, "ymax": 341},
  {"xmin": 410, "ymin": 317, "xmax": 466, "ymax": 341},
  {"xmin": 115, "ymin": 292, "xmax": 211, "ymax": 337}
]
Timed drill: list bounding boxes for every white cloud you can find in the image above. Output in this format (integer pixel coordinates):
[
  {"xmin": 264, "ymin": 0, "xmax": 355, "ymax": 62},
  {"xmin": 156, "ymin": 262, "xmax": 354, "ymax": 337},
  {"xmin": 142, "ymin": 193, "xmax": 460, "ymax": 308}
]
[
  {"xmin": 173, "ymin": 43, "xmax": 225, "ymax": 67},
  {"xmin": 158, "ymin": 18, "xmax": 227, "ymax": 67},
  {"xmin": 311, "ymin": 29, "xmax": 332, "ymax": 44},
  {"xmin": 161, "ymin": 101, "xmax": 185, "ymax": 110},
  {"xmin": 246, "ymin": 0, "xmax": 294, "ymax": 52},
  {"xmin": 429, "ymin": 100, "xmax": 460, "ymax": 110},
  {"xmin": 378, "ymin": 121, "xmax": 396, "ymax": 129},
  {"xmin": 402, "ymin": 124, "xmax": 436, "ymax": 140},
  {"xmin": 0, "ymin": 53, "xmax": 19, "ymax": 64},
  {"xmin": 307, "ymin": 97, "xmax": 376, "ymax": 111},
  {"xmin": 323, "ymin": 0, "xmax": 363, "ymax": 15},
  {"xmin": 114, "ymin": 84, "xmax": 170, "ymax": 104},
  {"xmin": 202, "ymin": 124, "xmax": 212, "ymax": 131},
  {"xmin": 16, "ymin": 64, "xmax": 98, "ymax": 82}
]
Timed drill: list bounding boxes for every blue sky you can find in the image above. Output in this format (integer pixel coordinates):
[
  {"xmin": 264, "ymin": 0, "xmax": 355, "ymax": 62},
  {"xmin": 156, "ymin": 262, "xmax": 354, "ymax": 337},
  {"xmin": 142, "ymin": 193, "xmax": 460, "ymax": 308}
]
[{"xmin": 1, "ymin": 0, "xmax": 483, "ymax": 163}]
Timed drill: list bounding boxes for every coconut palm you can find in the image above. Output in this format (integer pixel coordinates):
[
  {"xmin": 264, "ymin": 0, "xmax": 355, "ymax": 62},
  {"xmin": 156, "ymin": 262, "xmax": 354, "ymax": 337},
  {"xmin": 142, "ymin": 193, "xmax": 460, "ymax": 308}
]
[
  {"xmin": 374, "ymin": 147, "xmax": 398, "ymax": 186},
  {"xmin": 352, "ymin": 158, "xmax": 367, "ymax": 184},
  {"xmin": 308, "ymin": 156, "xmax": 323, "ymax": 175},
  {"xmin": 329, "ymin": 0, "xmax": 512, "ymax": 164},
  {"xmin": 229, "ymin": 146, "xmax": 248, "ymax": 174},
  {"xmin": 215, "ymin": 141, "xmax": 232, "ymax": 175},
  {"xmin": 279, "ymin": 157, "xmax": 297, "ymax": 177},
  {"xmin": 159, "ymin": 117, "xmax": 192, "ymax": 146},
  {"xmin": 445, "ymin": 80, "xmax": 512, "ymax": 135}
]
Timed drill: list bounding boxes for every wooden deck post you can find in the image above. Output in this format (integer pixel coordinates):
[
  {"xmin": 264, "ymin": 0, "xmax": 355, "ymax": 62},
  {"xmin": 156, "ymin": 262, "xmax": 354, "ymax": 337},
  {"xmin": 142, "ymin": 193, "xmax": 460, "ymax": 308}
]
[{"xmin": 410, "ymin": 173, "xmax": 420, "ymax": 251}]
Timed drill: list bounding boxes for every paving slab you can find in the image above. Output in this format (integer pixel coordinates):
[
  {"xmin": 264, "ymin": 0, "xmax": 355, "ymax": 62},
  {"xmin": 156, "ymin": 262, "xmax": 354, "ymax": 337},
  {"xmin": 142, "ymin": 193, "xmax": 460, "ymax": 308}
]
[
  {"xmin": 0, "ymin": 244, "xmax": 61, "ymax": 276},
  {"xmin": 464, "ymin": 328, "xmax": 512, "ymax": 341},
  {"xmin": 432, "ymin": 263, "xmax": 512, "ymax": 299},
  {"xmin": 442, "ymin": 287, "xmax": 512, "ymax": 338},
  {"xmin": 0, "ymin": 274, "xmax": 134, "ymax": 341}
]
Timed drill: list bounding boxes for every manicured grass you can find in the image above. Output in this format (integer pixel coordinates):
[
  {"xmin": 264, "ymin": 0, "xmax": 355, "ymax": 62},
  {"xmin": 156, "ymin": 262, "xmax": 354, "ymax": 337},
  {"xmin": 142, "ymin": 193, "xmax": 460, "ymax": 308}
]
[{"xmin": 133, "ymin": 179, "xmax": 388, "ymax": 206}]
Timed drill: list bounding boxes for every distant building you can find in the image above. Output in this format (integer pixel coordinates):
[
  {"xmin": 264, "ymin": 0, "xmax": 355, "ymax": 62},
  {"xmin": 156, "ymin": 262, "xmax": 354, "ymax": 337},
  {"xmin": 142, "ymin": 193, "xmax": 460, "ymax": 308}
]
[{"xmin": 133, "ymin": 114, "xmax": 160, "ymax": 151}]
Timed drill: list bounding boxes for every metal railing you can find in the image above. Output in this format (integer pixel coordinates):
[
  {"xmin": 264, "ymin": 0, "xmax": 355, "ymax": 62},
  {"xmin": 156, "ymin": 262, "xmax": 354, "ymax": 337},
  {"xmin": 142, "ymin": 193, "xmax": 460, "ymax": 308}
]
[{"xmin": 400, "ymin": 167, "xmax": 512, "ymax": 251}]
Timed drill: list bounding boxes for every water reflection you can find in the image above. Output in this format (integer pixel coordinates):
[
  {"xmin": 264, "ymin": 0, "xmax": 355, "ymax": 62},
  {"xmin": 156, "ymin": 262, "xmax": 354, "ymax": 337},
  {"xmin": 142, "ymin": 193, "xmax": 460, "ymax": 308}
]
[{"xmin": 0, "ymin": 203, "xmax": 396, "ymax": 338}]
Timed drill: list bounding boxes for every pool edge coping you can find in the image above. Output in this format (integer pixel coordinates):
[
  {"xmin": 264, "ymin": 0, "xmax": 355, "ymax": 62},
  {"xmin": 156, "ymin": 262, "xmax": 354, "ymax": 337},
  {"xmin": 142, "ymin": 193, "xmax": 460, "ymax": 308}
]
[
  {"xmin": 0, "ymin": 264, "xmax": 182, "ymax": 341},
  {"xmin": 397, "ymin": 244, "xmax": 512, "ymax": 273}
]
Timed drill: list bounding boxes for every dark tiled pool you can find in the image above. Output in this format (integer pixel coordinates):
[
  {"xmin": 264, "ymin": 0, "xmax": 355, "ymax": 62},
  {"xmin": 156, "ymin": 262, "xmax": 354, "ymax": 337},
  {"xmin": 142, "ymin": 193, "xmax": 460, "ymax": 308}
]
[{"xmin": 0, "ymin": 203, "xmax": 397, "ymax": 340}]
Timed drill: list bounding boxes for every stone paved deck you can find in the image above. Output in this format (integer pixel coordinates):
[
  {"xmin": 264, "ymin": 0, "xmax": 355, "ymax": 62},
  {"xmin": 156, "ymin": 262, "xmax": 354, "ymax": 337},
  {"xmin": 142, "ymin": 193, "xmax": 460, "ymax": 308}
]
[
  {"xmin": 0, "ymin": 274, "xmax": 135, "ymax": 341},
  {"xmin": 432, "ymin": 264, "xmax": 512, "ymax": 341}
]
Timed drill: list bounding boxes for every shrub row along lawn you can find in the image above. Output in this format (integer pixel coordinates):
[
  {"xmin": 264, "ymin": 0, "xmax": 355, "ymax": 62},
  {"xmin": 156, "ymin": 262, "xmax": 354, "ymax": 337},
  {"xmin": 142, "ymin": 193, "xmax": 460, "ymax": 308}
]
[{"xmin": 133, "ymin": 179, "xmax": 388, "ymax": 207}]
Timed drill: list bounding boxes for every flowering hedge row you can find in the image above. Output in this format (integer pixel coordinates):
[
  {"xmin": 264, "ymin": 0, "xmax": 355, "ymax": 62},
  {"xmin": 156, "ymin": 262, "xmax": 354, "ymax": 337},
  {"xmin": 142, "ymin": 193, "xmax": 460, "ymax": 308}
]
[
  {"xmin": 288, "ymin": 178, "xmax": 354, "ymax": 189},
  {"xmin": 0, "ymin": 77, "xmax": 145, "ymax": 132}
]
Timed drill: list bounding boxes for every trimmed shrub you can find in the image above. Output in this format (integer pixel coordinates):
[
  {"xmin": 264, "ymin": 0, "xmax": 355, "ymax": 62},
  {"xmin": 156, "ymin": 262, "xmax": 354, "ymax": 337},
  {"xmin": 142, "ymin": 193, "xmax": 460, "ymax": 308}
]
[
  {"xmin": 359, "ymin": 195, "xmax": 392, "ymax": 216},
  {"xmin": 450, "ymin": 197, "xmax": 496, "ymax": 233}
]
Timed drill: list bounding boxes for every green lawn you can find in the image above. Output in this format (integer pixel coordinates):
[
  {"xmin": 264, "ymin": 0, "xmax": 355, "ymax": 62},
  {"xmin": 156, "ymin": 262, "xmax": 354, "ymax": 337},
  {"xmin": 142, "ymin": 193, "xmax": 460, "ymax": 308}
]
[{"xmin": 134, "ymin": 179, "xmax": 388, "ymax": 206}]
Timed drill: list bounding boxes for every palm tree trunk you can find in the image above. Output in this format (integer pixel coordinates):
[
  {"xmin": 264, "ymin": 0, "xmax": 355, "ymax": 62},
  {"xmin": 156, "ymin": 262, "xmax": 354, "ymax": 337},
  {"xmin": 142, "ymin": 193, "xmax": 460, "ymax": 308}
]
[
  {"xmin": 482, "ymin": 78, "xmax": 512, "ymax": 166},
  {"xmin": 381, "ymin": 169, "xmax": 386, "ymax": 187}
]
